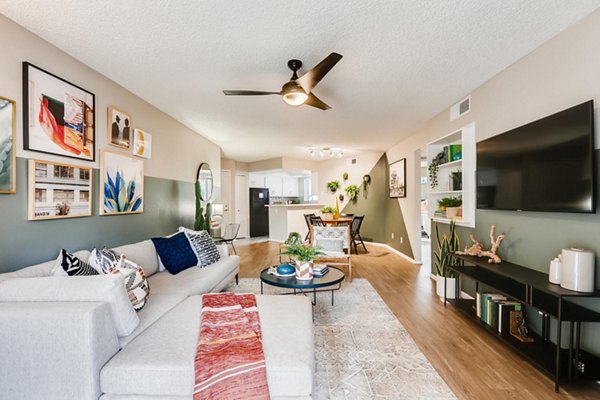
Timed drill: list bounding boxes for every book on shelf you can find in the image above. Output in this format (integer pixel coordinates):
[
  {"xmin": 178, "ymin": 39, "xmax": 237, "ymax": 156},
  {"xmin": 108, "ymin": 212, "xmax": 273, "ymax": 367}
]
[
  {"xmin": 499, "ymin": 301, "xmax": 521, "ymax": 335},
  {"xmin": 448, "ymin": 144, "xmax": 462, "ymax": 162},
  {"xmin": 479, "ymin": 293, "xmax": 506, "ymax": 326}
]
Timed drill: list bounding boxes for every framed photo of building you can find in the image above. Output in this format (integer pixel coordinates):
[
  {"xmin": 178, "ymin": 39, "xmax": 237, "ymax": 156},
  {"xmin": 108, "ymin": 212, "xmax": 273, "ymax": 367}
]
[
  {"xmin": 28, "ymin": 160, "xmax": 93, "ymax": 220},
  {"xmin": 23, "ymin": 62, "xmax": 95, "ymax": 161},
  {"xmin": 0, "ymin": 96, "xmax": 16, "ymax": 194},
  {"xmin": 389, "ymin": 158, "xmax": 406, "ymax": 198},
  {"xmin": 100, "ymin": 149, "xmax": 144, "ymax": 215},
  {"xmin": 108, "ymin": 107, "xmax": 132, "ymax": 149},
  {"xmin": 132, "ymin": 128, "xmax": 152, "ymax": 159}
]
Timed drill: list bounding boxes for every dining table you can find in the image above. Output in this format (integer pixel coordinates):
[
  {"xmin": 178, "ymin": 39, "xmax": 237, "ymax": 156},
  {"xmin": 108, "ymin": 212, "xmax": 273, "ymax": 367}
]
[{"xmin": 320, "ymin": 216, "xmax": 353, "ymax": 226}]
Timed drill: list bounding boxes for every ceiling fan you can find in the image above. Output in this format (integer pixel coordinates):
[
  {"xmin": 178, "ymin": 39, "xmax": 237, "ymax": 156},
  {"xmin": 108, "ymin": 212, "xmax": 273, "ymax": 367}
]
[{"xmin": 223, "ymin": 52, "xmax": 343, "ymax": 110}]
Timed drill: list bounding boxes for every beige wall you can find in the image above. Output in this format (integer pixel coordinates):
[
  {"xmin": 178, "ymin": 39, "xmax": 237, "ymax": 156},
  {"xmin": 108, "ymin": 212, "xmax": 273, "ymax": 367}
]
[
  {"xmin": 0, "ymin": 14, "xmax": 220, "ymax": 185},
  {"xmin": 387, "ymin": 9, "xmax": 600, "ymax": 260}
]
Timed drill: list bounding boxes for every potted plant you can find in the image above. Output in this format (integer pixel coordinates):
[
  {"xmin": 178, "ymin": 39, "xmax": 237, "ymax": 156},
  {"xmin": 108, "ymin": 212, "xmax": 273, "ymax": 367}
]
[
  {"xmin": 281, "ymin": 244, "xmax": 323, "ymax": 280},
  {"xmin": 428, "ymin": 150, "xmax": 446, "ymax": 189},
  {"xmin": 326, "ymin": 180, "xmax": 340, "ymax": 193},
  {"xmin": 345, "ymin": 184, "xmax": 360, "ymax": 202},
  {"xmin": 437, "ymin": 196, "xmax": 462, "ymax": 219},
  {"xmin": 451, "ymin": 169, "xmax": 462, "ymax": 191},
  {"xmin": 433, "ymin": 220, "xmax": 460, "ymax": 299},
  {"xmin": 321, "ymin": 206, "xmax": 337, "ymax": 219}
]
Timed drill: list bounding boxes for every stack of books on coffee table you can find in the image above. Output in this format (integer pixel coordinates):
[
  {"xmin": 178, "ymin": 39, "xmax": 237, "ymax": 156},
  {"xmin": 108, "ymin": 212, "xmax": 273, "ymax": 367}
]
[{"xmin": 313, "ymin": 264, "xmax": 329, "ymax": 278}]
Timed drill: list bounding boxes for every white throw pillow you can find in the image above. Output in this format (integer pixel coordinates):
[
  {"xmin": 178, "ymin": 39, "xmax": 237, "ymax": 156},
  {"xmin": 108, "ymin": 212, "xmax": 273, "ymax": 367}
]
[
  {"xmin": 0, "ymin": 274, "xmax": 139, "ymax": 336},
  {"xmin": 109, "ymin": 256, "xmax": 150, "ymax": 311}
]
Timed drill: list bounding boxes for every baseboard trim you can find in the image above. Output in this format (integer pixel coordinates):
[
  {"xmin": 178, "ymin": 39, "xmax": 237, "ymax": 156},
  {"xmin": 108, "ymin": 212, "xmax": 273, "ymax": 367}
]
[{"xmin": 365, "ymin": 242, "xmax": 421, "ymax": 265}]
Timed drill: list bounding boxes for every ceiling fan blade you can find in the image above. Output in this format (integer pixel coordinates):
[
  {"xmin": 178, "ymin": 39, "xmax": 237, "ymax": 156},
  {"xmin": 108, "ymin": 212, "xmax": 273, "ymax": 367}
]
[
  {"xmin": 304, "ymin": 92, "xmax": 331, "ymax": 110},
  {"xmin": 296, "ymin": 52, "xmax": 343, "ymax": 93},
  {"xmin": 223, "ymin": 90, "xmax": 281, "ymax": 96}
]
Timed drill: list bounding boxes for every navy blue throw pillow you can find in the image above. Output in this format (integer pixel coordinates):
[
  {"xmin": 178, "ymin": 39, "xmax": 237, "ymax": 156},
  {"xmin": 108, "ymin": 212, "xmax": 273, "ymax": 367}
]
[{"xmin": 151, "ymin": 232, "xmax": 198, "ymax": 275}]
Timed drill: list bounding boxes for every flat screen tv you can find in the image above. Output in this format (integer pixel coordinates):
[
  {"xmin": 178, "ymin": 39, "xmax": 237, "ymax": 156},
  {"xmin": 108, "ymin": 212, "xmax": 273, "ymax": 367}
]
[{"xmin": 477, "ymin": 100, "xmax": 595, "ymax": 213}]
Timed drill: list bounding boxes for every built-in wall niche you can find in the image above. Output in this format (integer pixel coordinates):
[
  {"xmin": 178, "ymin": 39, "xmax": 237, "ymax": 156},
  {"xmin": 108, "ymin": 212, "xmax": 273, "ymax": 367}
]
[{"xmin": 426, "ymin": 122, "xmax": 475, "ymax": 228}]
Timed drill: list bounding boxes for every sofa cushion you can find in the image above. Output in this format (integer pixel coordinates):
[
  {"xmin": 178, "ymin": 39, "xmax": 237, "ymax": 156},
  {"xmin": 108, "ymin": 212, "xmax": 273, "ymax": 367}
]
[
  {"xmin": 151, "ymin": 233, "xmax": 198, "ymax": 275},
  {"xmin": 184, "ymin": 230, "xmax": 221, "ymax": 268},
  {"xmin": 111, "ymin": 240, "xmax": 159, "ymax": 276},
  {"xmin": 148, "ymin": 255, "xmax": 239, "ymax": 296},
  {"xmin": 89, "ymin": 248, "xmax": 121, "ymax": 274},
  {"xmin": 101, "ymin": 295, "xmax": 314, "ymax": 398},
  {"xmin": 118, "ymin": 293, "xmax": 187, "ymax": 348},
  {"xmin": 0, "ymin": 250, "xmax": 91, "ymax": 284},
  {"xmin": 52, "ymin": 249, "xmax": 99, "ymax": 276},
  {"xmin": 110, "ymin": 256, "xmax": 150, "ymax": 312},
  {"xmin": 0, "ymin": 274, "xmax": 139, "ymax": 337}
]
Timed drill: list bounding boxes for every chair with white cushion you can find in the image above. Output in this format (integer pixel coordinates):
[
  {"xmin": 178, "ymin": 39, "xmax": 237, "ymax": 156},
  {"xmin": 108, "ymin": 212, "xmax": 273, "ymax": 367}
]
[{"xmin": 310, "ymin": 225, "xmax": 352, "ymax": 281}]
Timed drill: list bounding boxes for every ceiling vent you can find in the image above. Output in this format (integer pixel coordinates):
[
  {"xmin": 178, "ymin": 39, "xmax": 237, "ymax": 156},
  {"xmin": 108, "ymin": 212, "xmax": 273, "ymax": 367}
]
[
  {"xmin": 346, "ymin": 158, "xmax": 357, "ymax": 166},
  {"xmin": 450, "ymin": 95, "xmax": 471, "ymax": 121}
]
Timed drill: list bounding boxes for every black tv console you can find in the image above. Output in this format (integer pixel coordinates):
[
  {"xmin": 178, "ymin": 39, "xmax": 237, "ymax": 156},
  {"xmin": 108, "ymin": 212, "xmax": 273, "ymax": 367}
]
[{"xmin": 445, "ymin": 254, "xmax": 600, "ymax": 392}]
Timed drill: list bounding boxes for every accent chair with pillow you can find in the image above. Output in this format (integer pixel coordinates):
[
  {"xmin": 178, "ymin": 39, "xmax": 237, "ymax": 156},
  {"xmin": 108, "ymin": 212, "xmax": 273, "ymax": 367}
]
[{"xmin": 310, "ymin": 225, "xmax": 352, "ymax": 280}]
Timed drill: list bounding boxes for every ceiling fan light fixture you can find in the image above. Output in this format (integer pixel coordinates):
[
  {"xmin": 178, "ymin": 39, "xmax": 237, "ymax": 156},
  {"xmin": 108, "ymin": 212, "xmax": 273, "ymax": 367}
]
[{"xmin": 281, "ymin": 82, "xmax": 308, "ymax": 106}]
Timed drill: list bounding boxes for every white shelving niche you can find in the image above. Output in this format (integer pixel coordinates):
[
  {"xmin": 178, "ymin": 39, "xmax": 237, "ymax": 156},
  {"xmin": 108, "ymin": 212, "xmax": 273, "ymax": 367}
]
[{"xmin": 426, "ymin": 122, "xmax": 476, "ymax": 228}]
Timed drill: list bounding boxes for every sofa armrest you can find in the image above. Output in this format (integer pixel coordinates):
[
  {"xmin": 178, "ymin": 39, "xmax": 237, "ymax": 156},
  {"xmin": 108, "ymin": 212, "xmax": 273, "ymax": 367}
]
[{"xmin": 0, "ymin": 301, "xmax": 120, "ymax": 400}]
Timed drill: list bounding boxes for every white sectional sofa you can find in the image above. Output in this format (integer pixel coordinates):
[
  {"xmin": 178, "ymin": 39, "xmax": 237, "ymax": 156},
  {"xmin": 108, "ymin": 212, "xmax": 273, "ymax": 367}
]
[{"xmin": 0, "ymin": 239, "xmax": 315, "ymax": 400}]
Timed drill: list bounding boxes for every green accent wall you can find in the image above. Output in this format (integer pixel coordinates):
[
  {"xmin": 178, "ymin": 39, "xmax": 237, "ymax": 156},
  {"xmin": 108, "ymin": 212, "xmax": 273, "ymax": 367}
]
[
  {"xmin": 0, "ymin": 157, "xmax": 195, "ymax": 272},
  {"xmin": 432, "ymin": 149, "xmax": 600, "ymax": 356},
  {"xmin": 342, "ymin": 154, "xmax": 414, "ymax": 258}
]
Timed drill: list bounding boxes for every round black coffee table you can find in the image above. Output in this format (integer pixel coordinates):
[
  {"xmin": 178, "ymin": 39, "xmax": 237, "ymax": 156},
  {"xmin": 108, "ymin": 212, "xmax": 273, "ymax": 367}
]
[{"xmin": 260, "ymin": 266, "xmax": 345, "ymax": 306}]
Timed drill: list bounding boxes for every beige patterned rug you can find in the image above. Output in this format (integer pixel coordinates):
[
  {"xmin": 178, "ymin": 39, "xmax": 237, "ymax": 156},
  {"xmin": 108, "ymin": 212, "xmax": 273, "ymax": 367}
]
[{"xmin": 226, "ymin": 278, "xmax": 457, "ymax": 400}]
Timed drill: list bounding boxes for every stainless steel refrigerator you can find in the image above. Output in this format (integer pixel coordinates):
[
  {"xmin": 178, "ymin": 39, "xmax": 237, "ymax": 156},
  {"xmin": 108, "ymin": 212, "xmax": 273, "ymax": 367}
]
[{"xmin": 249, "ymin": 188, "xmax": 269, "ymax": 237}]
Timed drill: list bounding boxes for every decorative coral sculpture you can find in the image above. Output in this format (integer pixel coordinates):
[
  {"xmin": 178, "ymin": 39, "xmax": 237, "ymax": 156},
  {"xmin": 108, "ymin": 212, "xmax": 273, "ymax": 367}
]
[{"xmin": 456, "ymin": 224, "xmax": 505, "ymax": 263}]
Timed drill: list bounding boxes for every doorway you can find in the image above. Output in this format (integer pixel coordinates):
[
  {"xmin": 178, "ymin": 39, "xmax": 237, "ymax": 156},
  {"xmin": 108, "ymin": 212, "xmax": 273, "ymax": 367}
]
[
  {"xmin": 235, "ymin": 174, "xmax": 249, "ymax": 238},
  {"xmin": 220, "ymin": 169, "xmax": 232, "ymax": 223},
  {"xmin": 419, "ymin": 148, "xmax": 432, "ymax": 275}
]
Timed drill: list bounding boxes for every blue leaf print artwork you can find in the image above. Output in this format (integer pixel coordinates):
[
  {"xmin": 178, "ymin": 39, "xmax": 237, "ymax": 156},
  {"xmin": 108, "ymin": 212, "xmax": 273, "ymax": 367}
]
[{"xmin": 104, "ymin": 169, "xmax": 142, "ymax": 213}]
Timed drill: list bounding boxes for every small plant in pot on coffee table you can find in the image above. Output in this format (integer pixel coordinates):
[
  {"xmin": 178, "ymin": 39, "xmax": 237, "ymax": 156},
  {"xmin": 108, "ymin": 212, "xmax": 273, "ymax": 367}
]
[{"xmin": 282, "ymin": 244, "xmax": 323, "ymax": 280}]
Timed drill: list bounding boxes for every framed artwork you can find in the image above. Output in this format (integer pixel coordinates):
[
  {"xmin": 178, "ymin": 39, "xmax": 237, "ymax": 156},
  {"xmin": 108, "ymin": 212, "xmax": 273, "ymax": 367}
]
[
  {"xmin": 0, "ymin": 96, "xmax": 16, "ymax": 194},
  {"xmin": 23, "ymin": 62, "xmax": 95, "ymax": 161},
  {"xmin": 108, "ymin": 107, "xmax": 132, "ymax": 149},
  {"xmin": 28, "ymin": 159, "xmax": 92, "ymax": 220},
  {"xmin": 132, "ymin": 128, "xmax": 152, "ymax": 159},
  {"xmin": 100, "ymin": 149, "xmax": 144, "ymax": 215},
  {"xmin": 389, "ymin": 158, "xmax": 406, "ymax": 198}
]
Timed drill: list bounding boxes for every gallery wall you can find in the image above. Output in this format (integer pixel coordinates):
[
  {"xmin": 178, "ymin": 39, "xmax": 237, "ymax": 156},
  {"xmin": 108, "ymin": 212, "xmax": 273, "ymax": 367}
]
[{"xmin": 0, "ymin": 15, "xmax": 221, "ymax": 271}]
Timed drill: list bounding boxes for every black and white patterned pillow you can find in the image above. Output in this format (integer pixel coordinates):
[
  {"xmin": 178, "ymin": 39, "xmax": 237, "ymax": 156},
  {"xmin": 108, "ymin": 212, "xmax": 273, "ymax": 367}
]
[
  {"xmin": 109, "ymin": 256, "xmax": 150, "ymax": 311},
  {"xmin": 88, "ymin": 248, "xmax": 121, "ymax": 273},
  {"xmin": 53, "ymin": 249, "xmax": 99, "ymax": 276},
  {"xmin": 184, "ymin": 230, "xmax": 221, "ymax": 267}
]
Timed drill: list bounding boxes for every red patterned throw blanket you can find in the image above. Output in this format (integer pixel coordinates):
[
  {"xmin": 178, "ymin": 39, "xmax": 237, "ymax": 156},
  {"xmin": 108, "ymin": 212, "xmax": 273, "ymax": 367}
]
[{"xmin": 194, "ymin": 293, "xmax": 270, "ymax": 400}]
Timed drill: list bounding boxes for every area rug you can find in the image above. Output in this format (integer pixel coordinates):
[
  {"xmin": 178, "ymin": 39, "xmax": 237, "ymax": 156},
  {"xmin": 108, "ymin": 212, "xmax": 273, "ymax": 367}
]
[{"xmin": 225, "ymin": 278, "xmax": 457, "ymax": 400}]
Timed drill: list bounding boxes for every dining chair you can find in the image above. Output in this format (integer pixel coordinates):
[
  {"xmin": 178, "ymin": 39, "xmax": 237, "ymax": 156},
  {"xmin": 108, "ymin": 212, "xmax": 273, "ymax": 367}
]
[
  {"xmin": 310, "ymin": 225, "xmax": 352, "ymax": 281},
  {"xmin": 303, "ymin": 213, "xmax": 315, "ymax": 241},
  {"xmin": 350, "ymin": 215, "xmax": 367, "ymax": 254},
  {"xmin": 309, "ymin": 216, "xmax": 325, "ymax": 227},
  {"xmin": 213, "ymin": 223, "xmax": 241, "ymax": 255}
]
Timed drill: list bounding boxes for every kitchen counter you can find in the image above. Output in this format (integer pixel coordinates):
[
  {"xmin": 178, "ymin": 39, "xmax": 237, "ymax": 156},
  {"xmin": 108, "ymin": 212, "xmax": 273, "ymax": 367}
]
[
  {"xmin": 267, "ymin": 204, "xmax": 323, "ymax": 242},
  {"xmin": 266, "ymin": 203, "xmax": 324, "ymax": 208}
]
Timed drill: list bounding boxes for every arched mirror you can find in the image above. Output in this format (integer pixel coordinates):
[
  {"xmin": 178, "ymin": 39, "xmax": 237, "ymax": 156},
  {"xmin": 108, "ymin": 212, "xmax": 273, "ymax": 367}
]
[{"xmin": 197, "ymin": 163, "xmax": 213, "ymax": 201}]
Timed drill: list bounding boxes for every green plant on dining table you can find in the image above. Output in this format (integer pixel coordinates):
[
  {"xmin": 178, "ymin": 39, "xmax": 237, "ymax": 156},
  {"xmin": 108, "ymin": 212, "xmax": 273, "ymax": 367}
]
[{"xmin": 321, "ymin": 206, "xmax": 337, "ymax": 214}]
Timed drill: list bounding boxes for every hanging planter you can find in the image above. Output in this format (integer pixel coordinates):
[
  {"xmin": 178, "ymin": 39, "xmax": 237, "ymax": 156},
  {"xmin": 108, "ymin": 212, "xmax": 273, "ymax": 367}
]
[
  {"xmin": 342, "ymin": 172, "xmax": 349, "ymax": 181},
  {"xmin": 428, "ymin": 151, "xmax": 446, "ymax": 189},
  {"xmin": 338, "ymin": 193, "xmax": 345, "ymax": 202},
  {"xmin": 345, "ymin": 184, "xmax": 360, "ymax": 202},
  {"xmin": 362, "ymin": 174, "xmax": 371, "ymax": 199},
  {"xmin": 326, "ymin": 180, "xmax": 340, "ymax": 193}
]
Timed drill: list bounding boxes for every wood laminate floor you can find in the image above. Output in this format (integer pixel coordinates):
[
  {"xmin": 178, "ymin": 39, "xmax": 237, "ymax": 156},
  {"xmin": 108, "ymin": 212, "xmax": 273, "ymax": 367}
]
[{"xmin": 235, "ymin": 239, "xmax": 600, "ymax": 400}]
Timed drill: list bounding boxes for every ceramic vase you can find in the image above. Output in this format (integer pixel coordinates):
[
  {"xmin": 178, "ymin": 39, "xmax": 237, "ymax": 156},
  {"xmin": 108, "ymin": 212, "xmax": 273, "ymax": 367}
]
[{"xmin": 295, "ymin": 261, "xmax": 314, "ymax": 280}]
